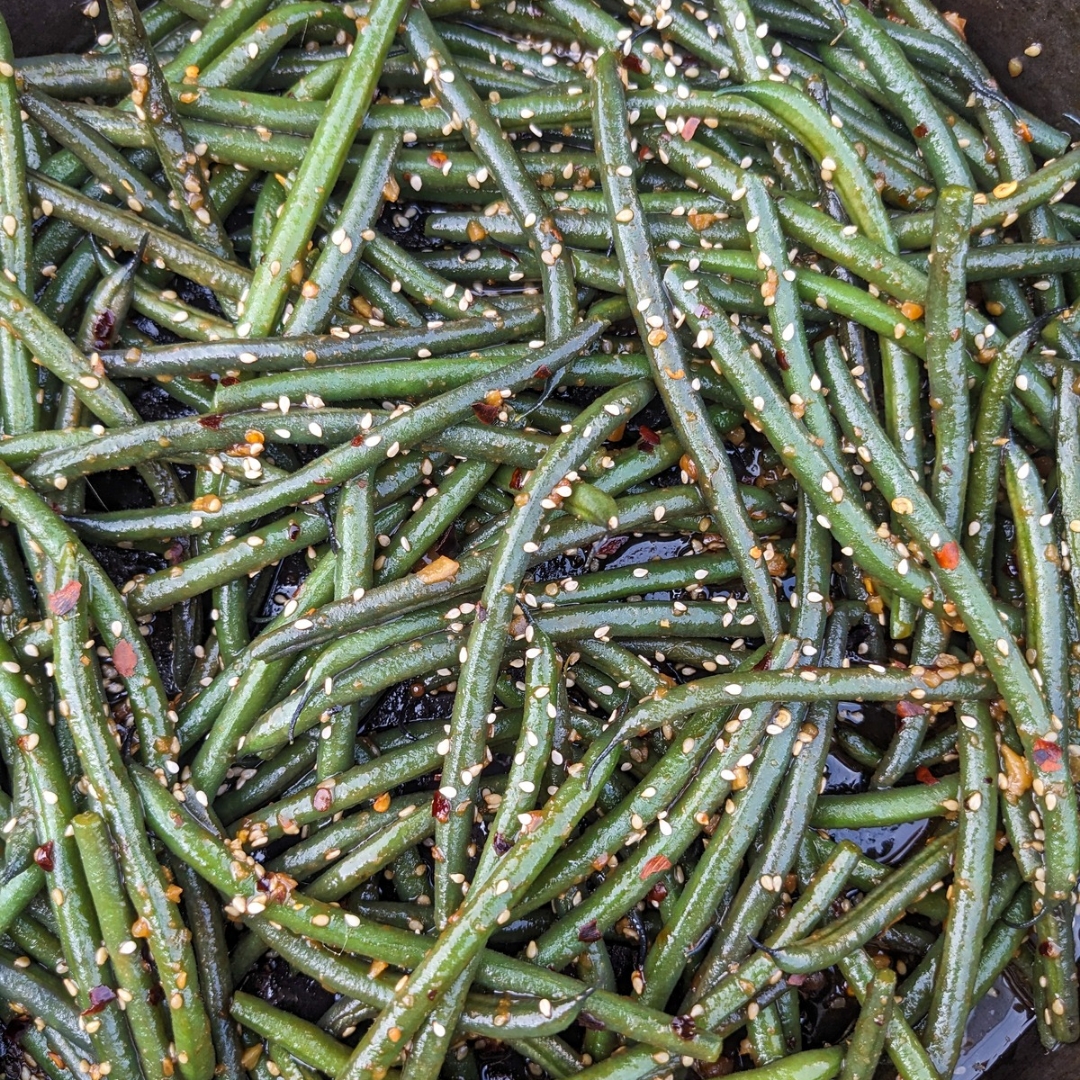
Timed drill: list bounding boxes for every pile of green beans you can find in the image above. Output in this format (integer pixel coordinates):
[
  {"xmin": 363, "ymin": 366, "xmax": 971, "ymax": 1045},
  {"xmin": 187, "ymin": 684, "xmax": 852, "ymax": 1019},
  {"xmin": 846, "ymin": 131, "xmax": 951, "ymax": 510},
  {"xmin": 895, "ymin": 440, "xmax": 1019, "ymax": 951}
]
[{"xmin": 0, "ymin": 0, "xmax": 1078, "ymax": 1078}]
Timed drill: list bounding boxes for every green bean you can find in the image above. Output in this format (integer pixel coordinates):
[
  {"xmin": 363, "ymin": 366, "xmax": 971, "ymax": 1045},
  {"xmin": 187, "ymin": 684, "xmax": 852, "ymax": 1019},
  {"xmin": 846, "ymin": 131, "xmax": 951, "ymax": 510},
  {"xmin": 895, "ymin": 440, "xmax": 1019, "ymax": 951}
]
[
  {"xmin": 670, "ymin": 271, "xmax": 941, "ymax": 613},
  {"xmin": 636, "ymin": 673, "xmax": 803, "ymax": 1006},
  {"xmin": 19, "ymin": 82, "xmax": 185, "ymax": 233},
  {"xmin": 71, "ymin": 812, "xmax": 174, "ymax": 1079},
  {"xmin": 1004, "ymin": 443, "xmax": 1070, "ymax": 725},
  {"xmin": 65, "ymin": 318, "xmax": 604, "ymax": 541},
  {"xmin": 0, "ymin": 16, "xmax": 37, "ymax": 438},
  {"xmin": 811, "ymin": 321, "xmax": 1080, "ymax": 905},
  {"xmin": 594, "ymin": 51, "xmax": 781, "ymax": 641},
  {"xmin": 233, "ymin": 991, "xmax": 351, "ymax": 1076},
  {"xmin": 964, "ymin": 322, "xmax": 1048, "ymax": 578},
  {"xmin": 29, "ymin": 172, "xmax": 251, "ymax": 296},
  {"xmin": 686, "ymin": 583, "xmax": 847, "ymax": 1003},
  {"xmin": 473, "ymin": 626, "xmax": 561, "ymax": 886},
  {"xmin": 839, "ymin": 968, "xmax": 895, "ymax": 1080},
  {"xmin": 131, "ymin": 758, "xmax": 725, "ymax": 1062},
  {"xmin": 919, "ymin": 701, "xmax": 999, "ymax": 1068},
  {"xmin": 286, "ymin": 128, "xmax": 399, "ymax": 336},
  {"xmin": 2, "ymin": 640, "xmax": 143, "ymax": 1076},
  {"xmin": 51, "ymin": 544, "xmax": 214, "ymax": 1080},
  {"xmin": 763, "ymin": 832, "xmax": 955, "ymax": 975},
  {"xmin": 238, "ymin": 0, "xmax": 408, "ymax": 336},
  {"xmin": 924, "ymin": 185, "xmax": 973, "ymax": 534},
  {"xmin": 107, "ymin": 0, "xmax": 236, "ymax": 267},
  {"xmin": 0, "ymin": 462, "xmax": 175, "ymax": 772},
  {"xmin": 432, "ymin": 377, "xmax": 654, "ymax": 918},
  {"xmin": 813, "ymin": 776, "xmax": 959, "ymax": 827}
]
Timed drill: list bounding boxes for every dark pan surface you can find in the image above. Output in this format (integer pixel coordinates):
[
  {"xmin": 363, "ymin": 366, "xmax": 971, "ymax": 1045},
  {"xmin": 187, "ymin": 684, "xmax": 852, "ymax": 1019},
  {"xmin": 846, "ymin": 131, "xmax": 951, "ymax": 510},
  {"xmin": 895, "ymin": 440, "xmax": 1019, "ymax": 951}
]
[{"xmin": 4, "ymin": 0, "xmax": 1079, "ymax": 1076}]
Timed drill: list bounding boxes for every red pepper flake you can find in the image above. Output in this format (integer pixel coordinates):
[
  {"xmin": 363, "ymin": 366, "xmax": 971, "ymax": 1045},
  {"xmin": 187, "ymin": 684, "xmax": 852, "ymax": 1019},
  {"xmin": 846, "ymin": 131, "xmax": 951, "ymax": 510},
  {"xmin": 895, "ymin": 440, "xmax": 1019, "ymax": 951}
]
[
  {"xmin": 941, "ymin": 10, "xmax": 967, "ymax": 39},
  {"xmin": 646, "ymin": 881, "xmax": 668, "ymax": 903},
  {"xmin": 312, "ymin": 787, "xmax": 333, "ymax": 812},
  {"xmin": 256, "ymin": 871, "xmax": 297, "ymax": 904},
  {"xmin": 534, "ymin": 364, "xmax": 553, "ymax": 380},
  {"xmin": 509, "ymin": 468, "xmax": 526, "ymax": 490},
  {"xmin": 81, "ymin": 985, "xmax": 117, "ymax": 1016},
  {"xmin": 1015, "ymin": 120, "xmax": 1034, "ymax": 143},
  {"xmin": 933, "ymin": 540, "xmax": 960, "ymax": 570},
  {"xmin": 33, "ymin": 842, "xmax": 55, "ymax": 872},
  {"xmin": 431, "ymin": 791, "xmax": 451, "ymax": 824},
  {"xmin": 681, "ymin": 116, "xmax": 701, "ymax": 141},
  {"xmin": 1033, "ymin": 738, "xmax": 1063, "ymax": 772},
  {"xmin": 596, "ymin": 535, "xmax": 629, "ymax": 558},
  {"xmin": 636, "ymin": 424, "xmax": 661, "ymax": 453},
  {"xmin": 896, "ymin": 700, "xmax": 927, "ymax": 720},
  {"xmin": 427, "ymin": 150, "xmax": 449, "ymax": 169},
  {"xmin": 47, "ymin": 580, "xmax": 82, "ymax": 617},
  {"xmin": 622, "ymin": 53, "xmax": 644, "ymax": 74},
  {"xmin": 471, "ymin": 402, "xmax": 500, "ymax": 425},
  {"xmin": 786, "ymin": 973, "xmax": 807, "ymax": 987},
  {"xmin": 639, "ymin": 853, "xmax": 673, "ymax": 881},
  {"xmin": 776, "ymin": 349, "xmax": 789, "ymax": 371},
  {"xmin": 671, "ymin": 1015, "xmax": 697, "ymax": 1040},
  {"xmin": 915, "ymin": 766, "xmax": 938, "ymax": 786},
  {"xmin": 90, "ymin": 310, "xmax": 118, "ymax": 352},
  {"xmin": 219, "ymin": 375, "xmax": 240, "ymax": 387},
  {"xmin": 112, "ymin": 639, "xmax": 138, "ymax": 678},
  {"xmin": 198, "ymin": 413, "xmax": 224, "ymax": 429},
  {"xmin": 913, "ymin": 123, "xmax": 929, "ymax": 139},
  {"xmin": 577, "ymin": 919, "xmax": 602, "ymax": 942}
]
